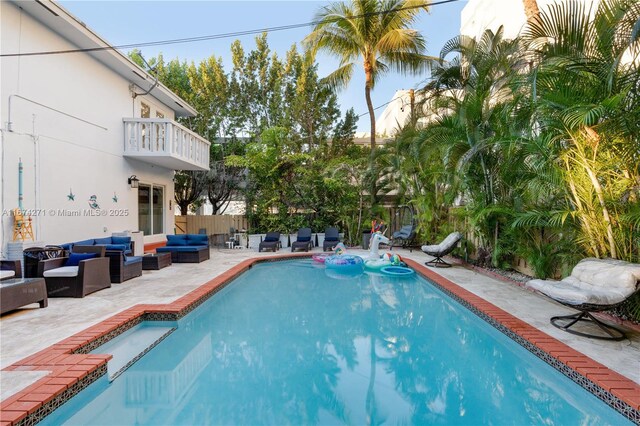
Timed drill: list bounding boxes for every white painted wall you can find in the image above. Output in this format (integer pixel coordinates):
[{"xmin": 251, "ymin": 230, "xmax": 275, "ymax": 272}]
[{"xmin": 0, "ymin": 2, "xmax": 178, "ymax": 255}]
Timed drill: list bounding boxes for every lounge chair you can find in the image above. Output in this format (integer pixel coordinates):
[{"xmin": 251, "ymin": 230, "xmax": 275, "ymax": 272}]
[
  {"xmin": 291, "ymin": 228, "xmax": 313, "ymax": 252},
  {"xmin": 1, "ymin": 260, "xmax": 22, "ymax": 281},
  {"xmin": 421, "ymin": 232, "xmax": 462, "ymax": 268},
  {"xmin": 525, "ymin": 258, "xmax": 640, "ymax": 340},
  {"xmin": 323, "ymin": 227, "xmax": 341, "ymax": 251},
  {"xmin": 390, "ymin": 224, "xmax": 417, "ymax": 251},
  {"xmin": 259, "ymin": 232, "xmax": 281, "ymax": 252},
  {"xmin": 38, "ymin": 245, "xmax": 111, "ymax": 298}
]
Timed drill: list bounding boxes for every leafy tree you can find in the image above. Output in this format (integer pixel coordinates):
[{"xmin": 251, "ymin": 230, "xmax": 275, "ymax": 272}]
[{"xmin": 174, "ymin": 171, "xmax": 206, "ymax": 216}]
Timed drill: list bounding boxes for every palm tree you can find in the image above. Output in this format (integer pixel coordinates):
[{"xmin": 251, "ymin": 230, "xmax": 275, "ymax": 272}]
[
  {"xmin": 521, "ymin": 0, "xmax": 540, "ymax": 24},
  {"xmin": 522, "ymin": 0, "xmax": 640, "ymax": 260},
  {"xmin": 304, "ymin": 0, "xmax": 431, "ymax": 150}
]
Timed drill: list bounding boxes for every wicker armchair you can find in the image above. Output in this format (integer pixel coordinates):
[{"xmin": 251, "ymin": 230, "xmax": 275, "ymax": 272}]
[
  {"xmin": 1, "ymin": 260, "xmax": 22, "ymax": 281},
  {"xmin": 38, "ymin": 246, "xmax": 110, "ymax": 298}
]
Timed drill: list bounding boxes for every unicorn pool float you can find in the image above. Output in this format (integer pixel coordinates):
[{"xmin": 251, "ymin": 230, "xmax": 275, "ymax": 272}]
[
  {"xmin": 364, "ymin": 224, "xmax": 413, "ymax": 276},
  {"xmin": 364, "ymin": 231, "xmax": 393, "ymax": 271}
]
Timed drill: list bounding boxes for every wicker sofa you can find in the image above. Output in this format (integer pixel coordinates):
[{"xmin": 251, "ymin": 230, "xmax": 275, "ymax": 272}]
[
  {"xmin": 156, "ymin": 234, "xmax": 210, "ymax": 263},
  {"xmin": 59, "ymin": 236, "xmax": 140, "ymax": 283},
  {"xmin": 38, "ymin": 246, "xmax": 111, "ymax": 298}
]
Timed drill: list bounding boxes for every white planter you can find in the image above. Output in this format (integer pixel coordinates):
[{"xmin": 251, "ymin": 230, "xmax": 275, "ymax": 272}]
[
  {"xmin": 248, "ymin": 234, "xmax": 265, "ymax": 251},
  {"xmin": 315, "ymin": 233, "xmax": 325, "ymax": 249},
  {"xmin": 279, "ymin": 234, "xmax": 291, "ymax": 249}
]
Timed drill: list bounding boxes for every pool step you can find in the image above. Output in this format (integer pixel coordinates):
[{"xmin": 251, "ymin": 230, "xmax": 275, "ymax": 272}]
[{"xmin": 91, "ymin": 325, "xmax": 175, "ymax": 381}]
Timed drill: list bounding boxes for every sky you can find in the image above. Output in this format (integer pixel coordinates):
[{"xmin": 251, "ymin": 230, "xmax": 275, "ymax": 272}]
[{"xmin": 59, "ymin": 0, "xmax": 469, "ymax": 133}]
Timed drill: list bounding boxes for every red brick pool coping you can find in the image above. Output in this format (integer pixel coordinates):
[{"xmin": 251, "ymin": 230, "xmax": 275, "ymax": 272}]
[{"xmin": 1, "ymin": 254, "xmax": 639, "ymax": 425}]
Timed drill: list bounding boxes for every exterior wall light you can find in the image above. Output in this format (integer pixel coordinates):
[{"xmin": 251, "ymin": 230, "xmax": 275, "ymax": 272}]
[{"xmin": 128, "ymin": 175, "xmax": 140, "ymax": 189}]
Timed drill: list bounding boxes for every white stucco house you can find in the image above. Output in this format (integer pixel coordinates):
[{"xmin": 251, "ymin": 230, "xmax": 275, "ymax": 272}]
[
  {"xmin": 0, "ymin": 0, "xmax": 210, "ymax": 257},
  {"xmin": 460, "ymin": 0, "xmax": 602, "ymax": 40}
]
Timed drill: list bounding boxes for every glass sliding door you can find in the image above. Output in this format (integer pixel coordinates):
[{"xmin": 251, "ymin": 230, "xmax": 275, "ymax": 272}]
[
  {"xmin": 138, "ymin": 183, "xmax": 165, "ymax": 235},
  {"xmin": 138, "ymin": 184, "xmax": 151, "ymax": 235},
  {"xmin": 152, "ymin": 186, "xmax": 164, "ymax": 235}
]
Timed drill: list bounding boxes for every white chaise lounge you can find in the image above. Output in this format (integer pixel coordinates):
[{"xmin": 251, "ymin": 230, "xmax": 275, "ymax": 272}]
[{"xmin": 526, "ymin": 258, "xmax": 640, "ymax": 340}]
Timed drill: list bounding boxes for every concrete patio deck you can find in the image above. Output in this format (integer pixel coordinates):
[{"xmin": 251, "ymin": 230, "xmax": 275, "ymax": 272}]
[{"xmin": 1, "ymin": 247, "xmax": 639, "ymax": 404}]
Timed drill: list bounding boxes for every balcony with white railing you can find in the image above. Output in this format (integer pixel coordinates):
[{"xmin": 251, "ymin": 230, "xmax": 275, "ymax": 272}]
[{"xmin": 123, "ymin": 118, "xmax": 210, "ymax": 171}]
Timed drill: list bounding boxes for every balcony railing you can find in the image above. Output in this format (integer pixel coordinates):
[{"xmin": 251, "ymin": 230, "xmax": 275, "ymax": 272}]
[{"xmin": 123, "ymin": 118, "xmax": 210, "ymax": 171}]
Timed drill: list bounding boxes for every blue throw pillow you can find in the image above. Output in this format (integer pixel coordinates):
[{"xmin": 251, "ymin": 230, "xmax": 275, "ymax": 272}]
[
  {"xmin": 167, "ymin": 235, "xmax": 187, "ymax": 246},
  {"xmin": 111, "ymin": 236, "xmax": 131, "ymax": 245},
  {"xmin": 105, "ymin": 244, "xmax": 127, "ymax": 252},
  {"xmin": 65, "ymin": 252, "xmax": 98, "ymax": 267},
  {"xmin": 298, "ymin": 236, "xmax": 311, "ymax": 242},
  {"xmin": 94, "ymin": 237, "xmax": 112, "ymax": 245},
  {"xmin": 264, "ymin": 236, "xmax": 279, "ymax": 242}
]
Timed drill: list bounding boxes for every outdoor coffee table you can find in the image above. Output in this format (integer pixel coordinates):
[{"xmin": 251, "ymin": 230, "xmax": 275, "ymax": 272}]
[
  {"xmin": 1, "ymin": 277, "xmax": 48, "ymax": 315},
  {"xmin": 142, "ymin": 252, "xmax": 172, "ymax": 270}
]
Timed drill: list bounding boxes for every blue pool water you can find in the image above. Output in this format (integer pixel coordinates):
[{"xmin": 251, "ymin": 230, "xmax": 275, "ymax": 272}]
[{"xmin": 43, "ymin": 259, "xmax": 630, "ymax": 425}]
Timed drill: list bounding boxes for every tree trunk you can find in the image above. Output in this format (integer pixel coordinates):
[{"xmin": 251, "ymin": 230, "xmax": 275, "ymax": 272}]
[
  {"xmin": 178, "ymin": 201, "xmax": 190, "ymax": 216},
  {"xmin": 522, "ymin": 0, "xmax": 540, "ymax": 24},
  {"xmin": 364, "ymin": 63, "xmax": 376, "ymax": 150}
]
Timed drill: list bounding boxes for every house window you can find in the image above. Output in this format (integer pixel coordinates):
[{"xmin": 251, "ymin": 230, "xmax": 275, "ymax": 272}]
[
  {"xmin": 138, "ymin": 184, "xmax": 164, "ymax": 235},
  {"xmin": 156, "ymin": 111, "xmax": 164, "ymax": 118}
]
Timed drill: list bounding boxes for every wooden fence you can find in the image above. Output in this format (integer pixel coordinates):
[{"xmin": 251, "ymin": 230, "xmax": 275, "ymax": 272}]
[{"xmin": 174, "ymin": 215, "xmax": 248, "ymax": 237}]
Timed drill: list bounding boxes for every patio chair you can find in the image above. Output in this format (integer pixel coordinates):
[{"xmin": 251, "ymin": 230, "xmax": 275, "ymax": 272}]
[
  {"xmin": 291, "ymin": 228, "xmax": 313, "ymax": 252},
  {"xmin": 390, "ymin": 224, "xmax": 417, "ymax": 251},
  {"xmin": 38, "ymin": 245, "xmax": 111, "ymax": 298},
  {"xmin": 259, "ymin": 232, "xmax": 281, "ymax": 252},
  {"xmin": 1, "ymin": 260, "xmax": 22, "ymax": 281},
  {"xmin": 323, "ymin": 227, "xmax": 341, "ymax": 251},
  {"xmin": 525, "ymin": 258, "xmax": 640, "ymax": 341},
  {"xmin": 421, "ymin": 232, "xmax": 462, "ymax": 268}
]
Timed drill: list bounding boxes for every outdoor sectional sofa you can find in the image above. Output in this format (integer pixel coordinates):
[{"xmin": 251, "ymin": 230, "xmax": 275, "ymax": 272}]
[
  {"xmin": 156, "ymin": 234, "xmax": 210, "ymax": 263},
  {"xmin": 59, "ymin": 236, "xmax": 140, "ymax": 283}
]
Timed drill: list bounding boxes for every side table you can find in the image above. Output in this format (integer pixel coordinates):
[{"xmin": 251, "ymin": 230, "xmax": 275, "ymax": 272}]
[{"xmin": 142, "ymin": 252, "xmax": 172, "ymax": 270}]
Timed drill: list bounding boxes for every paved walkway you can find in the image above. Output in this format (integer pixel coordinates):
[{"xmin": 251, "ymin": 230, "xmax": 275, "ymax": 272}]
[{"xmin": 1, "ymin": 247, "xmax": 638, "ymax": 401}]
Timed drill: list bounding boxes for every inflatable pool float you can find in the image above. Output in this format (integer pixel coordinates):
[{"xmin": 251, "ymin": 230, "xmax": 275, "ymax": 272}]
[
  {"xmin": 312, "ymin": 253, "xmax": 330, "ymax": 264},
  {"xmin": 364, "ymin": 259, "xmax": 392, "ymax": 271},
  {"xmin": 380, "ymin": 266, "xmax": 414, "ymax": 277},
  {"xmin": 325, "ymin": 255, "xmax": 364, "ymax": 273},
  {"xmin": 325, "ymin": 254, "xmax": 364, "ymax": 268}
]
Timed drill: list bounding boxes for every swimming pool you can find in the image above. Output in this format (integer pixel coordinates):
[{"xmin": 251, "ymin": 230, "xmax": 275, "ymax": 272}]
[{"xmin": 41, "ymin": 259, "xmax": 631, "ymax": 425}]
